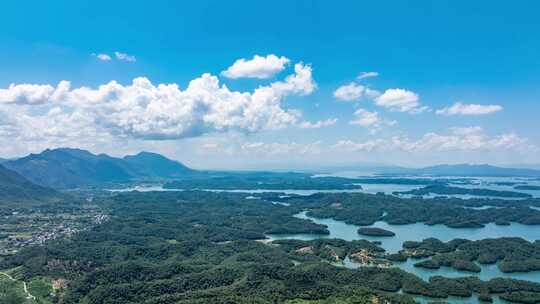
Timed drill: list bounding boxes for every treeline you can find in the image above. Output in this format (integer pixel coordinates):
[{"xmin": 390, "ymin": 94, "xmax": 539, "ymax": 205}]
[
  {"xmin": 273, "ymin": 239, "xmax": 385, "ymax": 263},
  {"xmin": 515, "ymin": 185, "xmax": 540, "ymax": 191},
  {"xmin": 163, "ymin": 174, "xmax": 364, "ymax": 190},
  {"xmin": 3, "ymin": 191, "xmax": 540, "ymax": 303},
  {"xmin": 277, "ymin": 192, "xmax": 540, "ymax": 227},
  {"xmin": 161, "ymin": 173, "xmax": 484, "ymax": 191},
  {"xmin": 397, "ymin": 185, "xmax": 532, "ymax": 198},
  {"xmin": 357, "ymin": 227, "xmax": 395, "ymax": 237},
  {"xmin": 402, "ymin": 237, "xmax": 540, "ymax": 273}
]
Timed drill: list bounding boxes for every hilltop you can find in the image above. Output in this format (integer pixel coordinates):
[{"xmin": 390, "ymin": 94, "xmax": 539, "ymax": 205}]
[{"xmin": 3, "ymin": 148, "xmax": 195, "ymax": 189}]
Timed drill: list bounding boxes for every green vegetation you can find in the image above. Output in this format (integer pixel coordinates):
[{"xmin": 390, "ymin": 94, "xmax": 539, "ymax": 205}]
[
  {"xmin": 27, "ymin": 277, "xmax": 53, "ymax": 299},
  {"xmin": 397, "ymin": 185, "xmax": 532, "ymax": 198},
  {"xmin": 3, "ymin": 148, "xmax": 195, "ymax": 189},
  {"xmin": 400, "ymin": 237, "xmax": 540, "ymax": 274},
  {"xmin": 357, "ymin": 227, "xmax": 395, "ymax": 237},
  {"xmin": 278, "ymin": 192, "xmax": 540, "ymax": 227},
  {"xmin": 0, "ymin": 272, "xmax": 54, "ymax": 304},
  {"xmin": 0, "ymin": 276, "xmax": 26, "ymax": 304},
  {"xmin": 347, "ymin": 178, "xmax": 450, "ymax": 185},
  {"xmin": 491, "ymin": 182, "xmax": 522, "ymax": 186},
  {"xmin": 2, "ymin": 191, "xmax": 540, "ymax": 304},
  {"xmin": 273, "ymin": 239, "xmax": 384, "ymax": 263},
  {"xmin": 515, "ymin": 185, "xmax": 540, "ymax": 191},
  {"xmin": 415, "ymin": 257, "xmax": 481, "ymax": 273},
  {"xmin": 500, "ymin": 291, "xmax": 540, "ymax": 304},
  {"xmin": 1, "ymin": 191, "xmax": 412, "ymax": 303},
  {"xmin": 0, "ymin": 196, "xmax": 106, "ymax": 259},
  {"xmin": 164, "ymin": 174, "xmax": 364, "ymax": 190},
  {"xmin": 284, "ymin": 288, "xmax": 415, "ymax": 304},
  {"xmin": 0, "ymin": 165, "xmax": 61, "ymax": 207},
  {"xmin": 163, "ymin": 175, "xmax": 482, "ymax": 191}
]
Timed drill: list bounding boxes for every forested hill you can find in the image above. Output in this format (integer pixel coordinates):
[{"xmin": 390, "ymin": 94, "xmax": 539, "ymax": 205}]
[
  {"xmin": 380, "ymin": 164, "xmax": 540, "ymax": 177},
  {"xmin": 3, "ymin": 148, "xmax": 195, "ymax": 189},
  {"xmin": 0, "ymin": 164, "xmax": 58, "ymax": 203}
]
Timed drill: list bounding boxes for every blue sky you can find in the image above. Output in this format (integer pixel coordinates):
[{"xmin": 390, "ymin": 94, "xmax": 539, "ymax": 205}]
[{"xmin": 0, "ymin": 1, "xmax": 539, "ymax": 169}]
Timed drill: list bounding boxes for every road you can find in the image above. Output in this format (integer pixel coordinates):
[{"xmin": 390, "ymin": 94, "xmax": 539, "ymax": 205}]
[{"xmin": 0, "ymin": 271, "xmax": 36, "ymax": 300}]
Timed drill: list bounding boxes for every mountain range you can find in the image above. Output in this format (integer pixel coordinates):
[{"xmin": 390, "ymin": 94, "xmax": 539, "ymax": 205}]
[
  {"xmin": 3, "ymin": 148, "xmax": 540, "ymax": 190},
  {"xmin": 0, "ymin": 164, "xmax": 59, "ymax": 203},
  {"xmin": 3, "ymin": 148, "xmax": 194, "ymax": 189}
]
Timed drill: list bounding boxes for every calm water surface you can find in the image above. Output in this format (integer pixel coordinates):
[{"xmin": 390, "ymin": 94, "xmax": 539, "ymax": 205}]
[
  {"xmin": 107, "ymin": 180, "xmax": 540, "ymax": 303},
  {"xmin": 107, "ymin": 185, "xmax": 366, "ymax": 195},
  {"xmin": 106, "ymin": 174, "xmax": 540, "ymax": 199},
  {"xmin": 270, "ymin": 211, "xmax": 540, "ymax": 253},
  {"xmin": 269, "ymin": 211, "xmax": 540, "ymax": 303}
]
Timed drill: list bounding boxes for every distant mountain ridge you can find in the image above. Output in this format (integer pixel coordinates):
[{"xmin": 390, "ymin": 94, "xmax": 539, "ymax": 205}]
[
  {"xmin": 378, "ymin": 164, "xmax": 540, "ymax": 177},
  {"xmin": 4, "ymin": 148, "xmax": 195, "ymax": 189},
  {"xmin": 5, "ymin": 148, "xmax": 540, "ymax": 189},
  {"xmin": 123, "ymin": 151, "xmax": 193, "ymax": 178},
  {"xmin": 0, "ymin": 164, "xmax": 59, "ymax": 203}
]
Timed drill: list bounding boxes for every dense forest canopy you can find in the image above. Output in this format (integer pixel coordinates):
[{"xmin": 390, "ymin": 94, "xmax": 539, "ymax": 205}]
[
  {"xmin": 278, "ymin": 192, "xmax": 540, "ymax": 227},
  {"xmin": 2, "ymin": 191, "xmax": 540, "ymax": 303}
]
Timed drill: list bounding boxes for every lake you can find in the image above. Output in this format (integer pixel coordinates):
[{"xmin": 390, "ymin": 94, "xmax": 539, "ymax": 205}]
[
  {"xmin": 107, "ymin": 181, "xmax": 540, "ymax": 303},
  {"xmin": 318, "ymin": 172, "xmax": 540, "ymax": 198},
  {"xmin": 269, "ymin": 211, "xmax": 540, "ymax": 254},
  {"xmin": 107, "ymin": 182, "xmax": 538, "ymax": 200},
  {"xmin": 268, "ymin": 211, "xmax": 540, "ymax": 303},
  {"xmin": 107, "ymin": 185, "xmax": 366, "ymax": 195}
]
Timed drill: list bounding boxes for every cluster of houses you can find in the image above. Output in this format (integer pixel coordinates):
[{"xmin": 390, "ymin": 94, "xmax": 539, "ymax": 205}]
[
  {"xmin": 349, "ymin": 249, "xmax": 393, "ymax": 268},
  {"xmin": 0, "ymin": 209, "xmax": 109, "ymax": 257}
]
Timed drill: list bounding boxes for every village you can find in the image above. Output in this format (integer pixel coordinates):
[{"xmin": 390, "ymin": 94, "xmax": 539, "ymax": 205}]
[
  {"xmin": 0, "ymin": 206, "xmax": 108, "ymax": 258},
  {"xmin": 349, "ymin": 249, "xmax": 393, "ymax": 268}
]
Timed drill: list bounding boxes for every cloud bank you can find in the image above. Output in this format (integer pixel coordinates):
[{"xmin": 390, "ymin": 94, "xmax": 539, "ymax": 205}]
[
  {"xmin": 334, "ymin": 126, "xmax": 531, "ymax": 153},
  {"xmin": 194, "ymin": 126, "xmax": 537, "ymax": 167},
  {"xmin": 0, "ymin": 56, "xmax": 533, "ymax": 165},
  {"xmin": 0, "ymin": 62, "xmax": 315, "ymax": 150}
]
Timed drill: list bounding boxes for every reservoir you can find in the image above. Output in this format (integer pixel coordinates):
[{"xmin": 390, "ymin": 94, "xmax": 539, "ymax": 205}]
[
  {"xmin": 268, "ymin": 211, "xmax": 540, "ymax": 303},
  {"xmin": 106, "ymin": 184, "xmax": 540, "ymax": 303}
]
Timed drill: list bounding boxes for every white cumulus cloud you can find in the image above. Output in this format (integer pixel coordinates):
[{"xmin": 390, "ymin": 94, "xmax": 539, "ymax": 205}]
[
  {"xmin": 334, "ymin": 83, "xmax": 365, "ymax": 101},
  {"xmin": 333, "ymin": 83, "xmax": 380, "ymax": 102},
  {"xmin": 221, "ymin": 54, "xmax": 290, "ymax": 79},
  {"xmin": 0, "ymin": 63, "xmax": 315, "ymax": 144},
  {"xmin": 0, "ymin": 81, "xmax": 70, "ymax": 105},
  {"xmin": 436, "ymin": 102, "xmax": 503, "ymax": 116},
  {"xmin": 374, "ymin": 88, "xmax": 427, "ymax": 113}
]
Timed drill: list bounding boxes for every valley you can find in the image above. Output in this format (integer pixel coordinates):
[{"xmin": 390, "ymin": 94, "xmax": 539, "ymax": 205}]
[
  {"xmin": 2, "ymin": 149, "xmax": 540, "ymax": 303},
  {"xmin": 3, "ymin": 4, "xmax": 540, "ymax": 303}
]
